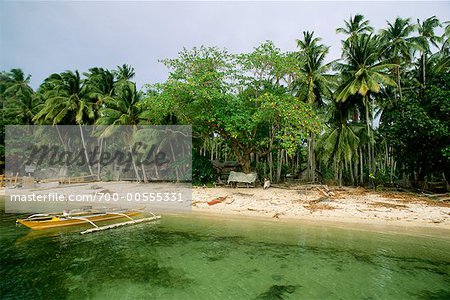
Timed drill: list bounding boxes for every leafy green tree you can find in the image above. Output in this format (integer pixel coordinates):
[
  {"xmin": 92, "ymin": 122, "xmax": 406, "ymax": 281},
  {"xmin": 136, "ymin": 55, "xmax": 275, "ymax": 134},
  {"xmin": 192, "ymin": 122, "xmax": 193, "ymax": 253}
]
[
  {"xmin": 380, "ymin": 72, "xmax": 449, "ymax": 185},
  {"xmin": 158, "ymin": 45, "xmax": 320, "ymax": 173}
]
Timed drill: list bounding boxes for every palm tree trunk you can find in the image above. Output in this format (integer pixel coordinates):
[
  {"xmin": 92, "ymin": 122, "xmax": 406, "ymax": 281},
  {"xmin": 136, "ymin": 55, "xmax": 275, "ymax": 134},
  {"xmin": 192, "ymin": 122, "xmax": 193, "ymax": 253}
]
[
  {"xmin": 372, "ymin": 139, "xmax": 376, "ymax": 174},
  {"xmin": 365, "ymin": 96, "xmax": 372, "ymax": 174},
  {"xmin": 422, "ymin": 53, "xmax": 426, "ymax": 88},
  {"xmin": 79, "ymin": 125, "xmax": 94, "ymax": 176},
  {"xmin": 97, "ymin": 138, "xmax": 103, "ymax": 181},
  {"xmin": 141, "ymin": 161, "xmax": 148, "ymax": 183},
  {"xmin": 334, "ymin": 159, "xmax": 338, "ymax": 183},
  {"xmin": 349, "ymin": 160, "xmax": 355, "ymax": 186},
  {"xmin": 397, "ymin": 67, "xmax": 403, "ymax": 102},
  {"xmin": 169, "ymin": 140, "xmax": 180, "ymax": 182},
  {"xmin": 359, "ymin": 147, "xmax": 364, "ymax": 184},
  {"xmin": 55, "ymin": 125, "xmax": 68, "ymax": 177},
  {"xmin": 129, "ymin": 143, "xmax": 142, "ymax": 182}
]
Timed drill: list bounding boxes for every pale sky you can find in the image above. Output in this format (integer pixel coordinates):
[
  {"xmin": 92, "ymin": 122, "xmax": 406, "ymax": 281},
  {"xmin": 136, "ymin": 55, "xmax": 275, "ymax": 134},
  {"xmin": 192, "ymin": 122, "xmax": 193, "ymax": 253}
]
[{"xmin": 1, "ymin": 1, "xmax": 449, "ymax": 90}]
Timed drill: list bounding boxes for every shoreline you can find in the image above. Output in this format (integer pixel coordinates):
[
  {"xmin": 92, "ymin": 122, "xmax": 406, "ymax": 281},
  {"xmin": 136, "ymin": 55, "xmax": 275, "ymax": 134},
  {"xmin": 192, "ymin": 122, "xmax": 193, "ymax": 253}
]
[
  {"xmin": 191, "ymin": 185, "xmax": 450, "ymax": 231},
  {"xmin": 2, "ymin": 181, "xmax": 449, "ymax": 236},
  {"xmin": 174, "ymin": 210, "xmax": 450, "ymax": 240}
]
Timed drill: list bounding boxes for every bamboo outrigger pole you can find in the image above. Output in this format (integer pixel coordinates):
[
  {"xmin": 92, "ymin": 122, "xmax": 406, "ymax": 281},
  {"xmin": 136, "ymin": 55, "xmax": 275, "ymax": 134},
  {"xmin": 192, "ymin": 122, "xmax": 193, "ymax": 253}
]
[{"xmin": 80, "ymin": 215, "xmax": 161, "ymax": 235}]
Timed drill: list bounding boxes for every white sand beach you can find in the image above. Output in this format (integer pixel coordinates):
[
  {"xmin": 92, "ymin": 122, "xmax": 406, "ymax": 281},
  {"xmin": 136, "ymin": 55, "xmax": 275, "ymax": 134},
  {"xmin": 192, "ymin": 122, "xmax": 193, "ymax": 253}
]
[
  {"xmin": 3, "ymin": 181, "xmax": 449, "ymax": 230},
  {"xmin": 191, "ymin": 185, "xmax": 450, "ymax": 230}
]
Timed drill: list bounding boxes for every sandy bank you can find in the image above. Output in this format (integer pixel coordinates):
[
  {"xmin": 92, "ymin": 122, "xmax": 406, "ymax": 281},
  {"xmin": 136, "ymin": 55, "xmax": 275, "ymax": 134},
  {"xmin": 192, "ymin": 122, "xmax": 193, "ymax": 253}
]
[
  {"xmin": 2, "ymin": 181, "xmax": 449, "ymax": 231},
  {"xmin": 191, "ymin": 185, "xmax": 450, "ymax": 231}
]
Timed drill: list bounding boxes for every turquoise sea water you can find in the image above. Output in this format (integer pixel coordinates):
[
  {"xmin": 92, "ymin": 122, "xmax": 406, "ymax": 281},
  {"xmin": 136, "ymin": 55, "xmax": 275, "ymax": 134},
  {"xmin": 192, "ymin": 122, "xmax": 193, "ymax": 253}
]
[{"xmin": 1, "ymin": 204, "xmax": 449, "ymax": 299}]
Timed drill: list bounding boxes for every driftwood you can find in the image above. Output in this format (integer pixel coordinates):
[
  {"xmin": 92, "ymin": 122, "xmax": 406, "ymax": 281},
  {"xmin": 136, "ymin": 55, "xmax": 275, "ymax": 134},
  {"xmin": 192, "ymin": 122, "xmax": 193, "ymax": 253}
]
[{"xmin": 422, "ymin": 193, "xmax": 450, "ymax": 202}]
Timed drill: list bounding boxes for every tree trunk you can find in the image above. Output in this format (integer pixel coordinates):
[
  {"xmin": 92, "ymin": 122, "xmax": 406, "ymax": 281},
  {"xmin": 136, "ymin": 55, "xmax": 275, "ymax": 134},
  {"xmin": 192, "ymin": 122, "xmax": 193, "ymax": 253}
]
[
  {"xmin": 349, "ymin": 160, "xmax": 355, "ymax": 186},
  {"xmin": 390, "ymin": 158, "xmax": 396, "ymax": 184},
  {"xmin": 372, "ymin": 138, "xmax": 376, "ymax": 174},
  {"xmin": 241, "ymin": 159, "xmax": 251, "ymax": 173},
  {"xmin": 307, "ymin": 132, "xmax": 316, "ymax": 182},
  {"xmin": 397, "ymin": 67, "xmax": 403, "ymax": 102},
  {"xmin": 276, "ymin": 149, "xmax": 281, "ymax": 182},
  {"xmin": 210, "ymin": 141, "xmax": 214, "ymax": 161},
  {"xmin": 79, "ymin": 125, "xmax": 94, "ymax": 176},
  {"xmin": 334, "ymin": 159, "xmax": 338, "ymax": 183},
  {"xmin": 270, "ymin": 152, "xmax": 274, "ymax": 180},
  {"xmin": 359, "ymin": 147, "xmax": 364, "ymax": 184},
  {"xmin": 422, "ymin": 53, "xmax": 426, "ymax": 88},
  {"xmin": 365, "ymin": 96, "xmax": 372, "ymax": 175},
  {"xmin": 97, "ymin": 138, "xmax": 103, "ymax": 181},
  {"xmin": 129, "ymin": 143, "xmax": 142, "ymax": 182},
  {"xmin": 169, "ymin": 140, "xmax": 180, "ymax": 182},
  {"xmin": 55, "ymin": 125, "xmax": 69, "ymax": 177},
  {"xmin": 140, "ymin": 161, "xmax": 148, "ymax": 183}
]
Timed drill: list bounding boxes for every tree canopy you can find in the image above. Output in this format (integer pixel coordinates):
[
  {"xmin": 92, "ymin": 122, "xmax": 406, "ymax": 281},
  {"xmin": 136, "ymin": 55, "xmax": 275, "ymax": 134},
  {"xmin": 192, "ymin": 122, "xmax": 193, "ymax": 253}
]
[{"xmin": 1, "ymin": 14, "xmax": 449, "ymax": 187}]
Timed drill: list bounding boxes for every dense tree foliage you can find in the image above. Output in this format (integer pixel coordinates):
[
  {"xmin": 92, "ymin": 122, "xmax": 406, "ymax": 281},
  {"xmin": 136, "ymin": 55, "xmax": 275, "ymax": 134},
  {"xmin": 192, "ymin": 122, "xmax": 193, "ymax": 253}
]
[
  {"xmin": 1, "ymin": 15, "xmax": 448, "ymax": 188},
  {"xmin": 380, "ymin": 72, "xmax": 450, "ymax": 184}
]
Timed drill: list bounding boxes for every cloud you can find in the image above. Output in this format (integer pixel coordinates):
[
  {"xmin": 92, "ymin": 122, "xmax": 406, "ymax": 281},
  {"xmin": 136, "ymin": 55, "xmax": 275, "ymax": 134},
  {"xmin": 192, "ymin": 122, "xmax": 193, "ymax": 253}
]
[{"xmin": 1, "ymin": 1, "xmax": 448, "ymax": 89}]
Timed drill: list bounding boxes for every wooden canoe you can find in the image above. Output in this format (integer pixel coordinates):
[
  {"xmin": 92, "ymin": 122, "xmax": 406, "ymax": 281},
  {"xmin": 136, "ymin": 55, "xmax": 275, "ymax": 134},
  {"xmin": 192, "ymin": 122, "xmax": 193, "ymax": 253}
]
[{"xmin": 17, "ymin": 211, "xmax": 142, "ymax": 230}]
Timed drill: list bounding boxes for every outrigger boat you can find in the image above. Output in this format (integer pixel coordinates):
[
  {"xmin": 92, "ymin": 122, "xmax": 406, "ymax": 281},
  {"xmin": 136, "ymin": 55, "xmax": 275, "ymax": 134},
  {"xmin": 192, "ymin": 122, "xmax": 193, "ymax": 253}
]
[{"xmin": 16, "ymin": 206, "xmax": 161, "ymax": 235}]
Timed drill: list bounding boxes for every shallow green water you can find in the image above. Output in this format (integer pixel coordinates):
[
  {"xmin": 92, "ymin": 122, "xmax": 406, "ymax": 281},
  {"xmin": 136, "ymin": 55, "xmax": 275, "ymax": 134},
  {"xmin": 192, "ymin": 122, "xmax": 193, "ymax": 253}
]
[{"xmin": 1, "ymin": 208, "xmax": 450, "ymax": 300}]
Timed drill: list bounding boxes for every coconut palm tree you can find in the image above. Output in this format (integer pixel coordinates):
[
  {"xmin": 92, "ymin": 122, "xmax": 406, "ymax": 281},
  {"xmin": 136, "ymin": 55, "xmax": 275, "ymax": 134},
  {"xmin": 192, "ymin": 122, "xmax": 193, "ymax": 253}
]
[
  {"xmin": 434, "ymin": 21, "xmax": 450, "ymax": 73},
  {"xmin": 292, "ymin": 31, "xmax": 333, "ymax": 182},
  {"xmin": 0, "ymin": 69, "xmax": 41, "ymax": 124},
  {"xmin": 293, "ymin": 31, "xmax": 332, "ymax": 106},
  {"xmin": 335, "ymin": 34, "xmax": 397, "ymax": 174},
  {"xmin": 336, "ymin": 14, "xmax": 374, "ymax": 41},
  {"xmin": 317, "ymin": 101, "xmax": 362, "ymax": 186},
  {"xmin": 116, "ymin": 64, "xmax": 136, "ymax": 82},
  {"xmin": 380, "ymin": 17, "xmax": 417, "ymax": 101},
  {"xmin": 0, "ymin": 69, "xmax": 34, "ymax": 98},
  {"xmin": 96, "ymin": 81, "xmax": 147, "ymax": 126},
  {"xmin": 416, "ymin": 16, "xmax": 442, "ymax": 88},
  {"xmin": 33, "ymin": 70, "xmax": 94, "ymax": 125},
  {"xmin": 442, "ymin": 21, "xmax": 450, "ymax": 53},
  {"xmin": 96, "ymin": 81, "xmax": 148, "ymax": 181},
  {"xmin": 33, "ymin": 70, "xmax": 96, "ymax": 175},
  {"xmin": 84, "ymin": 67, "xmax": 116, "ymax": 102}
]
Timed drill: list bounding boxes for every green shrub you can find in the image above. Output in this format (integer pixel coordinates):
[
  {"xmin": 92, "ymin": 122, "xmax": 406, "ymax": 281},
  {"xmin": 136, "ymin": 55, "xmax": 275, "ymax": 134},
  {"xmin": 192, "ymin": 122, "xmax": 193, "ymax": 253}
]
[{"xmin": 192, "ymin": 152, "xmax": 217, "ymax": 185}]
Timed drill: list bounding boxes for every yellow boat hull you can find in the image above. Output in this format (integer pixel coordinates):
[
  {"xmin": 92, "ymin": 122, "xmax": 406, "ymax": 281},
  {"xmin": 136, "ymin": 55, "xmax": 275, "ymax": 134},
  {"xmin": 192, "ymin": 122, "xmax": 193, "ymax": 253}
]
[{"xmin": 17, "ymin": 211, "xmax": 142, "ymax": 230}]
